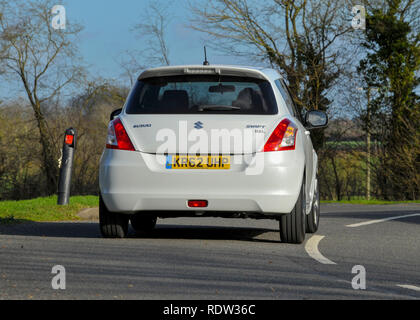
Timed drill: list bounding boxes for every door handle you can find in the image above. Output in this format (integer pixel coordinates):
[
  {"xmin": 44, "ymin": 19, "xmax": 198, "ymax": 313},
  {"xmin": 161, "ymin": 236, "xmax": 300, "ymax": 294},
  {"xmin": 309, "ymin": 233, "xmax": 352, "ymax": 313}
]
[{"xmin": 305, "ymin": 131, "xmax": 311, "ymax": 136}]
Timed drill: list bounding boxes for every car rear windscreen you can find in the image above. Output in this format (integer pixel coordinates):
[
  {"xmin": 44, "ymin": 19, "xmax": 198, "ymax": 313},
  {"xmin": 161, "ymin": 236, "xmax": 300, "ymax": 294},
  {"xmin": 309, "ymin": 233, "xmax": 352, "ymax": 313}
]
[{"xmin": 125, "ymin": 75, "xmax": 278, "ymax": 115}]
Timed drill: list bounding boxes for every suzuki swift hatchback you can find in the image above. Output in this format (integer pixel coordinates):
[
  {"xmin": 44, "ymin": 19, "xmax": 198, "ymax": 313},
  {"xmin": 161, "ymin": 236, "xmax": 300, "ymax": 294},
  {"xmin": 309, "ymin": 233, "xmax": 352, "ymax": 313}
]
[{"xmin": 99, "ymin": 65, "xmax": 328, "ymax": 243}]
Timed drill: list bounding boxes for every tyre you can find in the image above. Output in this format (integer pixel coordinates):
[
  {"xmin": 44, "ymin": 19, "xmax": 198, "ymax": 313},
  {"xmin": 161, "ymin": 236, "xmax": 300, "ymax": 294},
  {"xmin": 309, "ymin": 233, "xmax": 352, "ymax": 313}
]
[
  {"xmin": 279, "ymin": 175, "xmax": 306, "ymax": 244},
  {"xmin": 130, "ymin": 213, "xmax": 157, "ymax": 234},
  {"xmin": 99, "ymin": 195, "xmax": 129, "ymax": 238},
  {"xmin": 306, "ymin": 177, "xmax": 320, "ymax": 234}
]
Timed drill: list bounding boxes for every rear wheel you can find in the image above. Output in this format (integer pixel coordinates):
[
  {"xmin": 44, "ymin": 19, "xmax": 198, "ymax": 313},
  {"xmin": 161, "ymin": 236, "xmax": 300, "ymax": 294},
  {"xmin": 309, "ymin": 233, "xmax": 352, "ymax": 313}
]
[
  {"xmin": 130, "ymin": 213, "xmax": 157, "ymax": 234},
  {"xmin": 306, "ymin": 177, "xmax": 320, "ymax": 234},
  {"xmin": 99, "ymin": 195, "xmax": 129, "ymax": 238},
  {"xmin": 279, "ymin": 176, "xmax": 306, "ymax": 244}
]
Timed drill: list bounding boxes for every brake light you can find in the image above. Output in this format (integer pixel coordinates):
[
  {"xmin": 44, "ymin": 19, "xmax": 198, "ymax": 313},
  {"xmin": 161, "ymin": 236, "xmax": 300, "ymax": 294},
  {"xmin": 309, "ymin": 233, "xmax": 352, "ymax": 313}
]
[
  {"xmin": 263, "ymin": 119, "xmax": 298, "ymax": 152},
  {"xmin": 106, "ymin": 118, "xmax": 135, "ymax": 151}
]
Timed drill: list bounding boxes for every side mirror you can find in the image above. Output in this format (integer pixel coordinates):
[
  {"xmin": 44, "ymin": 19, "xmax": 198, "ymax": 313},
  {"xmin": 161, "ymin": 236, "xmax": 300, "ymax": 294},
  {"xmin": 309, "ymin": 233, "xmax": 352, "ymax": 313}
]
[
  {"xmin": 305, "ymin": 110, "xmax": 328, "ymax": 129},
  {"xmin": 110, "ymin": 108, "xmax": 122, "ymax": 121}
]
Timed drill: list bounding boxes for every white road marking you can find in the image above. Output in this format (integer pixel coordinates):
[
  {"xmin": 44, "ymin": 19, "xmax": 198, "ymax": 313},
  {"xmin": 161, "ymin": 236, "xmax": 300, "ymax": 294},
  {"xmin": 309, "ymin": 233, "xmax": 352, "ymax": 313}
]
[
  {"xmin": 346, "ymin": 213, "xmax": 420, "ymax": 228},
  {"xmin": 396, "ymin": 284, "xmax": 420, "ymax": 292},
  {"xmin": 305, "ymin": 235, "xmax": 336, "ymax": 265}
]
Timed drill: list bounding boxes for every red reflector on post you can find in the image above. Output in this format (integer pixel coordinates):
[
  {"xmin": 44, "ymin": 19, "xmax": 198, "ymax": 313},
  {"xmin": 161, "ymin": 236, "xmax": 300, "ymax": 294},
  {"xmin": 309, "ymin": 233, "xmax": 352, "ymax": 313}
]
[
  {"xmin": 188, "ymin": 200, "xmax": 208, "ymax": 208},
  {"xmin": 65, "ymin": 135, "xmax": 74, "ymax": 145}
]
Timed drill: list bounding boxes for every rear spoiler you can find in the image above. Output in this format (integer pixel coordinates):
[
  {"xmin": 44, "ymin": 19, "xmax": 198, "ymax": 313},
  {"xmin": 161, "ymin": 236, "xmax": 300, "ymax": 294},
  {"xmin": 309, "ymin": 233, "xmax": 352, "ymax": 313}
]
[{"xmin": 138, "ymin": 66, "xmax": 268, "ymax": 81}]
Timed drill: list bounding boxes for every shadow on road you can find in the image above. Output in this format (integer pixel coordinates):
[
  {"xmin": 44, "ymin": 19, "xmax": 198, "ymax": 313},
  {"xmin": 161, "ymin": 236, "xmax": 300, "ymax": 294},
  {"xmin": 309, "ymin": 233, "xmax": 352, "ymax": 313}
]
[
  {"xmin": 146, "ymin": 225, "xmax": 280, "ymax": 243},
  {"xmin": 0, "ymin": 222, "xmax": 281, "ymax": 243}
]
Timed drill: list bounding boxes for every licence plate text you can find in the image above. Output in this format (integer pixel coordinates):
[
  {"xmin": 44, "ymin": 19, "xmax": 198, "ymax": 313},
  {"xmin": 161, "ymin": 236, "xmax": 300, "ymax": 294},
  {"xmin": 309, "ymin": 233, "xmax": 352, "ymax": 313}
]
[{"xmin": 166, "ymin": 155, "xmax": 231, "ymax": 170}]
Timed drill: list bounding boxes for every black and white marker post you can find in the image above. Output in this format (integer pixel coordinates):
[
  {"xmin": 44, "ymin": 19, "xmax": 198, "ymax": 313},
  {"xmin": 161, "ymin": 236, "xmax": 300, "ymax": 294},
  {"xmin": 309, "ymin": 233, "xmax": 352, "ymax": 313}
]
[{"xmin": 57, "ymin": 128, "xmax": 76, "ymax": 205}]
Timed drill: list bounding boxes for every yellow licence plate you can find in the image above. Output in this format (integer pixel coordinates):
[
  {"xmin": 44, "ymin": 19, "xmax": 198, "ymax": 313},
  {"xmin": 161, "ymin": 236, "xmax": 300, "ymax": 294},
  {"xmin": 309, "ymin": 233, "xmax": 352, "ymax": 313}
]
[{"xmin": 166, "ymin": 155, "xmax": 231, "ymax": 170}]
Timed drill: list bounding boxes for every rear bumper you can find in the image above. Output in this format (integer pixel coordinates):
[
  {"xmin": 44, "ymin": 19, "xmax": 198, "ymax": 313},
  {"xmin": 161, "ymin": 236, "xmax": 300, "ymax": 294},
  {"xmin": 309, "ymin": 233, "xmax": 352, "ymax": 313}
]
[{"xmin": 99, "ymin": 149, "xmax": 305, "ymax": 216}]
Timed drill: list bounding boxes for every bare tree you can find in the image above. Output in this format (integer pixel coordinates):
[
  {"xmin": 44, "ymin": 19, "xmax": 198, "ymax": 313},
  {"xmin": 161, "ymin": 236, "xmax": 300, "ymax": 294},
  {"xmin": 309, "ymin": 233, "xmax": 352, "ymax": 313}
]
[
  {"xmin": 0, "ymin": 0, "xmax": 84, "ymax": 194},
  {"xmin": 133, "ymin": 3, "xmax": 172, "ymax": 66},
  {"xmin": 118, "ymin": 1, "xmax": 173, "ymax": 84},
  {"xmin": 190, "ymin": 0, "xmax": 356, "ymax": 148},
  {"xmin": 66, "ymin": 79, "xmax": 128, "ymax": 195},
  {"xmin": 117, "ymin": 51, "xmax": 146, "ymax": 87}
]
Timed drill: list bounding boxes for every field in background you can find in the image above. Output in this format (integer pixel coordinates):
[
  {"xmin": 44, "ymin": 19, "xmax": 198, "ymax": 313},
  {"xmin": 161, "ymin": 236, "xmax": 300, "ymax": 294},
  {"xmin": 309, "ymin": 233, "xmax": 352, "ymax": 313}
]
[{"xmin": 321, "ymin": 199, "xmax": 420, "ymax": 205}]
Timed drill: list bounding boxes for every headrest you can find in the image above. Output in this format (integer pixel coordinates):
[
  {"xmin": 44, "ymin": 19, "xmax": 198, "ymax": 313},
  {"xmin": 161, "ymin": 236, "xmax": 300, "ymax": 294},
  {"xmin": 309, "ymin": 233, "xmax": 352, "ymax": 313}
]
[
  {"xmin": 232, "ymin": 88, "xmax": 262, "ymax": 111},
  {"xmin": 161, "ymin": 90, "xmax": 189, "ymax": 111}
]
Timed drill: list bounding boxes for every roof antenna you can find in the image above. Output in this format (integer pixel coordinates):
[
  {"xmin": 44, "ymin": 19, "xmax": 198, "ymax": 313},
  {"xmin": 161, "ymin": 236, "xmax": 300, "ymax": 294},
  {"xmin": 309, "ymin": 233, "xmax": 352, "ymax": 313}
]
[{"xmin": 203, "ymin": 46, "xmax": 210, "ymax": 66}]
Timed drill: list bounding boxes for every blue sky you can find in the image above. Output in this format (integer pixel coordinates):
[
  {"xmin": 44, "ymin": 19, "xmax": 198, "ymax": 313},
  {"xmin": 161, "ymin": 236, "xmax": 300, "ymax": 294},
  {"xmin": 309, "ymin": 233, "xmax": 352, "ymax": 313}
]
[
  {"xmin": 66, "ymin": 0, "xmax": 247, "ymax": 82},
  {"xmin": 0, "ymin": 0, "xmax": 258, "ymax": 101}
]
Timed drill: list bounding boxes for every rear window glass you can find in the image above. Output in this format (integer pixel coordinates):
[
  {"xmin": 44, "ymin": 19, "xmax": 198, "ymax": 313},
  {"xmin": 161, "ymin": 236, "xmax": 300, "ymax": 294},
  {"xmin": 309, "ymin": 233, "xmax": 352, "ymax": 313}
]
[
  {"xmin": 275, "ymin": 79, "xmax": 295, "ymax": 116},
  {"xmin": 125, "ymin": 75, "xmax": 278, "ymax": 114}
]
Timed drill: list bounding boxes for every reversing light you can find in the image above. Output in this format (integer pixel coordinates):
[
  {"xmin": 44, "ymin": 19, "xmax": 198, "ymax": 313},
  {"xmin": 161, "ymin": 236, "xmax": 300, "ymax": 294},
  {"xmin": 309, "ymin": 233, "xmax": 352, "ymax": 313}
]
[{"xmin": 263, "ymin": 119, "xmax": 298, "ymax": 152}]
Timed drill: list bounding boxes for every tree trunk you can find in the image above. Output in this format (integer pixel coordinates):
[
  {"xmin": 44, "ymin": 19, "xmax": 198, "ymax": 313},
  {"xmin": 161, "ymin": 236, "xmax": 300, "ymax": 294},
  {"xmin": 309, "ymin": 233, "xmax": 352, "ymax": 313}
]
[
  {"xmin": 33, "ymin": 104, "xmax": 59, "ymax": 195},
  {"xmin": 330, "ymin": 155, "xmax": 342, "ymax": 201},
  {"xmin": 366, "ymin": 88, "xmax": 371, "ymax": 200}
]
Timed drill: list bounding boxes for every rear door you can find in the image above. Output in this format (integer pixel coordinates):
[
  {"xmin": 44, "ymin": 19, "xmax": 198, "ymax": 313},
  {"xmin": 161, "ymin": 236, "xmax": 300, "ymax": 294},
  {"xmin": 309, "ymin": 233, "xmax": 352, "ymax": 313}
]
[
  {"xmin": 122, "ymin": 74, "xmax": 280, "ymax": 155},
  {"xmin": 122, "ymin": 114, "xmax": 279, "ymax": 155}
]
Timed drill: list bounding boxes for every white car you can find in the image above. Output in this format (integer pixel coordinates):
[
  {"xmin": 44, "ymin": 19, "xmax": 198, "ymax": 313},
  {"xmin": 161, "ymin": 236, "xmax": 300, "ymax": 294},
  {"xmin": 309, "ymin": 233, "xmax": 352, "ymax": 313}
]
[{"xmin": 99, "ymin": 65, "xmax": 328, "ymax": 243}]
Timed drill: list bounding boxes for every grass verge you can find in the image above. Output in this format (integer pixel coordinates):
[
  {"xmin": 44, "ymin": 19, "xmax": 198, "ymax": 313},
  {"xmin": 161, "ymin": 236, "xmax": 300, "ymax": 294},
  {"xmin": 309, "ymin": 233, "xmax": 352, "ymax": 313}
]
[{"xmin": 0, "ymin": 195, "xmax": 99, "ymax": 224}]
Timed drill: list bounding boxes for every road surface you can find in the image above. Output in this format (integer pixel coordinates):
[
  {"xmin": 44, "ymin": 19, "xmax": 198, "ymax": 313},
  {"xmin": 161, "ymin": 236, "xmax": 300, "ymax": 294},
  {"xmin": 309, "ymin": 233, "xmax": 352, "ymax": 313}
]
[{"xmin": 0, "ymin": 204, "xmax": 419, "ymax": 299}]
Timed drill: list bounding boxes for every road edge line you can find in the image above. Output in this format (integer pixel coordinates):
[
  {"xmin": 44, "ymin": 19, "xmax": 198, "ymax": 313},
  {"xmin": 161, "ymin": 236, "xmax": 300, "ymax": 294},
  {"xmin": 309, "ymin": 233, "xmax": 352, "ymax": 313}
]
[
  {"xmin": 346, "ymin": 213, "xmax": 420, "ymax": 228},
  {"xmin": 305, "ymin": 235, "xmax": 336, "ymax": 265},
  {"xmin": 396, "ymin": 284, "xmax": 420, "ymax": 292}
]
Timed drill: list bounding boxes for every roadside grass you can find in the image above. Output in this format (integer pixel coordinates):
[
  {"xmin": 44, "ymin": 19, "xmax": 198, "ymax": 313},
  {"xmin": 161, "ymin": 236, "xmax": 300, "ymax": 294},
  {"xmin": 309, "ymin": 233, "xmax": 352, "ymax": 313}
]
[
  {"xmin": 321, "ymin": 199, "xmax": 420, "ymax": 205},
  {"xmin": 0, "ymin": 196, "xmax": 99, "ymax": 224}
]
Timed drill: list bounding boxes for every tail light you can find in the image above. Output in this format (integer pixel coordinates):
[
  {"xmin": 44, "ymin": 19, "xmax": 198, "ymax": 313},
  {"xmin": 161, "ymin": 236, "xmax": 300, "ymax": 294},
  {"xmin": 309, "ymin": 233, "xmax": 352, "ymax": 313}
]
[
  {"xmin": 263, "ymin": 118, "xmax": 298, "ymax": 152},
  {"xmin": 106, "ymin": 118, "xmax": 135, "ymax": 151}
]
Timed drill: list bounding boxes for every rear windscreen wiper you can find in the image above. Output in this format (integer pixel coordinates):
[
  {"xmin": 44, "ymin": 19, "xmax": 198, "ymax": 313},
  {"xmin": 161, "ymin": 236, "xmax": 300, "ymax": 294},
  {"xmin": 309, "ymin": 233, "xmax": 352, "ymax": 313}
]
[{"xmin": 198, "ymin": 105, "xmax": 241, "ymax": 112}]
